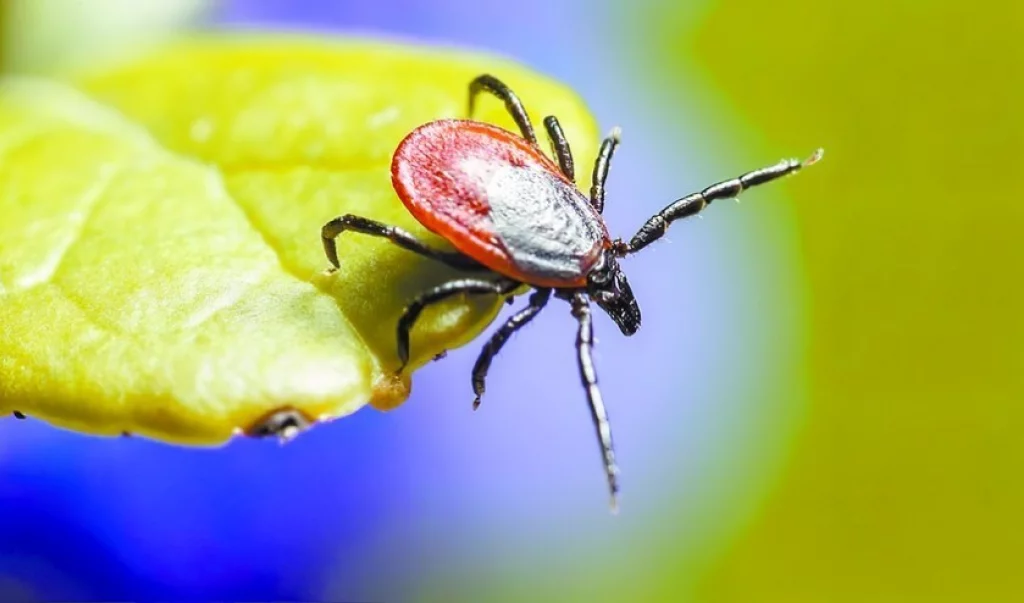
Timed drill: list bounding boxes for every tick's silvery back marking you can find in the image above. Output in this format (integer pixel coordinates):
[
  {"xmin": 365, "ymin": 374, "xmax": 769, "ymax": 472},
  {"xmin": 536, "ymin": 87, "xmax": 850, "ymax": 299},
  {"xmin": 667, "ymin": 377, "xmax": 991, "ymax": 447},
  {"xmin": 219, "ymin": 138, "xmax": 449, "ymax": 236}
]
[{"xmin": 486, "ymin": 165, "xmax": 605, "ymax": 280}]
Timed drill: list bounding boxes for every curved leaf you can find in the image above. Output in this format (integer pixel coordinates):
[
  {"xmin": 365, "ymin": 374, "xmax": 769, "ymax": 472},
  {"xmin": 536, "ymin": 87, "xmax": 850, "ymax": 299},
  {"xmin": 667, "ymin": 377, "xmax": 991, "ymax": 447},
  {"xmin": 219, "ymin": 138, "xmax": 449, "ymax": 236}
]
[{"xmin": 0, "ymin": 34, "xmax": 599, "ymax": 443}]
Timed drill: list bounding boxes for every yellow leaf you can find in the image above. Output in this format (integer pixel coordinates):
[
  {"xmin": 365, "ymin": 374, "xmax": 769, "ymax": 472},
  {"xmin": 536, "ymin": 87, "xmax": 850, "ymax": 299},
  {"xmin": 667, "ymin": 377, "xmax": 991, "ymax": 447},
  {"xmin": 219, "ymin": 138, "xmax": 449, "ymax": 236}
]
[{"xmin": 0, "ymin": 35, "xmax": 599, "ymax": 443}]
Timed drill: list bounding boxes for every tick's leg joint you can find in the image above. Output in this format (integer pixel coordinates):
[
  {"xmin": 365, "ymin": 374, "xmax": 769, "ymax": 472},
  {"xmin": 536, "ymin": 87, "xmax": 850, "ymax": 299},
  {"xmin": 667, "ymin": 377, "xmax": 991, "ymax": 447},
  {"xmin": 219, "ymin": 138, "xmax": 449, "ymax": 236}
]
[{"xmin": 610, "ymin": 238, "xmax": 631, "ymax": 257}]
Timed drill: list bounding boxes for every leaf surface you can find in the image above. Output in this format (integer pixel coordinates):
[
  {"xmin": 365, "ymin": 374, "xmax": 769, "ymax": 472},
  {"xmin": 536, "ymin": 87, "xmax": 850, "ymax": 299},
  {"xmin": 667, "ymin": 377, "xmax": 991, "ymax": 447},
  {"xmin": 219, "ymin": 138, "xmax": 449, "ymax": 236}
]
[{"xmin": 0, "ymin": 35, "xmax": 598, "ymax": 442}]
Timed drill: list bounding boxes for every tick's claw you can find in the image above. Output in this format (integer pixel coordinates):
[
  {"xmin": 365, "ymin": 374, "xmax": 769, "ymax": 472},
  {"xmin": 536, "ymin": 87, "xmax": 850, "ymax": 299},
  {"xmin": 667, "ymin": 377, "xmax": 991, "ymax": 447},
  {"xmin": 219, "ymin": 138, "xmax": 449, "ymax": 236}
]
[
  {"xmin": 802, "ymin": 147, "xmax": 825, "ymax": 167},
  {"xmin": 472, "ymin": 396, "xmax": 482, "ymax": 410}
]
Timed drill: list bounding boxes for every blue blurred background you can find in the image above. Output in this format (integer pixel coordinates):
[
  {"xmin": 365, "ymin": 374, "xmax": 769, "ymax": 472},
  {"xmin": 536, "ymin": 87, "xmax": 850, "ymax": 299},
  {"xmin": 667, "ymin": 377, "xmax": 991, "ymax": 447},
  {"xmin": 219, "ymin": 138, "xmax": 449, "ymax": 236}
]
[{"xmin": 5, "ymin": 0, "xmax": 1018, "ymax": 601}]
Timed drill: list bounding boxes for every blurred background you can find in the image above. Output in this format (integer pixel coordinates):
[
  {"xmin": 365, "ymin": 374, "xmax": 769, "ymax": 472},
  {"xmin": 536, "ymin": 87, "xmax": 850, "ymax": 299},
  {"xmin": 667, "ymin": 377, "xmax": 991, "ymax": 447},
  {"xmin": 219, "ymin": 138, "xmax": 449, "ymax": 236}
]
[{"xmin": 0, "ymin": 0, "xmax": 1020, "ymax": 601}]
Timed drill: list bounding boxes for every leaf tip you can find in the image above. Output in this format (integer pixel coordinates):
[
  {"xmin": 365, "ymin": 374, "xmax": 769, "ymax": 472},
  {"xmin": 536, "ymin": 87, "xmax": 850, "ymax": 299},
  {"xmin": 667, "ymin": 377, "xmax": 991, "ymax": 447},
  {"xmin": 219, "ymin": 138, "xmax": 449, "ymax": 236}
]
[{"xmin": 368, "ymin": 371, "xmax": 412, "ymax": 412}]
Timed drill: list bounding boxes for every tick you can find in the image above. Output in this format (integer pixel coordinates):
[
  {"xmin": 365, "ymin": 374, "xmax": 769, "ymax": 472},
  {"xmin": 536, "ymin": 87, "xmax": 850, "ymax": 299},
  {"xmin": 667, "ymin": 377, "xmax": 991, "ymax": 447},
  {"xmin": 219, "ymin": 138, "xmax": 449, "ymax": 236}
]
[{"xmin": 322, "ymin": 74, "xmax": 822, "ymax": 511}]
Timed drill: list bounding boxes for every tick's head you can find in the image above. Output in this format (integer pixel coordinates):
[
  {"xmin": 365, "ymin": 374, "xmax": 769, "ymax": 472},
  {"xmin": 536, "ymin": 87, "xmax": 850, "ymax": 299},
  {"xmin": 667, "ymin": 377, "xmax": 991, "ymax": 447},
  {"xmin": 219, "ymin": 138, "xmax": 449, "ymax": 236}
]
[{"xmin": 587, "ymin": 251, "xmax": 641, "ymax": 336}]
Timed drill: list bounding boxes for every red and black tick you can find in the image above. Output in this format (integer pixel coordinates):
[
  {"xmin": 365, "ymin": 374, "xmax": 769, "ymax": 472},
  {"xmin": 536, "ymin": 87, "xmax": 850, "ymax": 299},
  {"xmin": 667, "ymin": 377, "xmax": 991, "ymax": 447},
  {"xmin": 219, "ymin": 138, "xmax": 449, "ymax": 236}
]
[{"xmin": 321, "ymin": 74, "xmax": 823, "ymax": 511}]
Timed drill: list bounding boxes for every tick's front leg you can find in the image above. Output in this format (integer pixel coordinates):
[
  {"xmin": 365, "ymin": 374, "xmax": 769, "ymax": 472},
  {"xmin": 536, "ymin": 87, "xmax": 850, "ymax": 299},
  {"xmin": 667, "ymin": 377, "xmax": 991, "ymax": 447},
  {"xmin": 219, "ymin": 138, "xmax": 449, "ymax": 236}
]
[{"xmin": 570, "ymin": 292, "xmax": 621, "ymax": 512}]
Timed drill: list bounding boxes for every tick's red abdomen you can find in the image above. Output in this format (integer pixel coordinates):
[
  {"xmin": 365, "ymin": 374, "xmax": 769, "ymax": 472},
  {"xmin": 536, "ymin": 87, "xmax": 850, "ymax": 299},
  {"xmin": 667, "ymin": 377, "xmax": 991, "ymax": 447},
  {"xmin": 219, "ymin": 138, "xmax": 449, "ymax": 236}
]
[{"xmin": 391, "ymin": 119, "xmax": 609, "ymax": 288}]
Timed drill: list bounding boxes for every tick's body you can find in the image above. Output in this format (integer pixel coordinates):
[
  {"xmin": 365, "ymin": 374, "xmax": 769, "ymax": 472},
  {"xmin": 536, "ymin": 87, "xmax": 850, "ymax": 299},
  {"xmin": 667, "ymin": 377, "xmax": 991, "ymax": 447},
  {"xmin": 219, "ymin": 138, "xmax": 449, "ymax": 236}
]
[
  {"xmin": 393, "ymin": 119, "xmax": 608, "ymax": 288},
  {"xmin": 321, "ymin": 74, "xmax": 822, "ymax": 511}
]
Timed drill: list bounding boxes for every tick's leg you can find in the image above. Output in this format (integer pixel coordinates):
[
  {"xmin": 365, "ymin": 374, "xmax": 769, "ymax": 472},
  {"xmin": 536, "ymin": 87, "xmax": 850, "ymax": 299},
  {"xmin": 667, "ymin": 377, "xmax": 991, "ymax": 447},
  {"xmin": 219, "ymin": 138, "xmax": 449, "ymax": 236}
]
[
  {"xmin": 570, "ymin": 292, "xmax": 620, "ymax": 512},
  {"xmin": 471, "ymin": 288, "xmax": 551, "ymax": 410},
  {"xmin": 620, "ymin": 149, "xmax": 824, "ymax": 254},
  {"xmin": 468, "ymin": 74, "xmax": 538, "ymax": 145},
  {"xmin": 321, "ymin": 214, "xmax": 485, "ymax": 271},
  {"xmin": 543, "ymin": 115, "xmax": 575, "ymax": 182},
  {"xmin": 396, "ymin": 278, "xmax": 520, "ymax": 372},
  {"xmin": 590, "ymin": 127, "xmax": 621, "ymax": 214}
]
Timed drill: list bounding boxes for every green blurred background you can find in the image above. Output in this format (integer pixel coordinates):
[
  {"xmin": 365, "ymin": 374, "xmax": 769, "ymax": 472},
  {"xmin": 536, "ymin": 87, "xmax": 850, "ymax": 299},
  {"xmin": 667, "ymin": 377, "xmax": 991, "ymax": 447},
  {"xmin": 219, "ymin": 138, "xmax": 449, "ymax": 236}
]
[{"xmin": 645, "ymin": 0, "xmax": 1024, "ymax": 600}]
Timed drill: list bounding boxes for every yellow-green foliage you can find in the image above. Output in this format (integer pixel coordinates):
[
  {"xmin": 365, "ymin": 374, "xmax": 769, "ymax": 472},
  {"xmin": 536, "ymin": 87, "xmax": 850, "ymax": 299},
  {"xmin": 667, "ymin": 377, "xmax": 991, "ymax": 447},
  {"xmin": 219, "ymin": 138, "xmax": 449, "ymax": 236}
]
[
  {"xmin": 0, "ymin": 34, "xmax": 598, "ymax": 444},
  {"xmin": 650, "ymin": 1, "xmax": 1024, "ymax": 600}
]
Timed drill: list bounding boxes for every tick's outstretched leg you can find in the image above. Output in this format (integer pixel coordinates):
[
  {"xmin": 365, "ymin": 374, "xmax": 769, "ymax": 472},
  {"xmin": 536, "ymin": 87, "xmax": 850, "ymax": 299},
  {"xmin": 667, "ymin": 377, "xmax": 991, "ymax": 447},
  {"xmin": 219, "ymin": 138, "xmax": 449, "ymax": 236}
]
[
  {"xmin": 590, "ymin": 127, "xmax": 621, "ymax": 214},
  {"xmin": 468, "ymin": 74, "xmax": 538, "ymax": 146},
  {"xmin": 322, "ymin": 214, "xmax": 485, "ymax": 271},
  {"xmin": 570, "ymin": 292, "xmax": 620, "ymax": 512},
  {"xmin": 396, "ymin": 278, "xmax": 521, "ymax": 372},
  {"xmin": 542, "ymin": 115, "xmax": 575, "ymax": 182},
  {"xmin": 471, "ymin": 288, "xmax": 552, "ymax": 410},
  {"xmin": 619, "ymin": 148, "xmax": 824, "ymax": 254}
]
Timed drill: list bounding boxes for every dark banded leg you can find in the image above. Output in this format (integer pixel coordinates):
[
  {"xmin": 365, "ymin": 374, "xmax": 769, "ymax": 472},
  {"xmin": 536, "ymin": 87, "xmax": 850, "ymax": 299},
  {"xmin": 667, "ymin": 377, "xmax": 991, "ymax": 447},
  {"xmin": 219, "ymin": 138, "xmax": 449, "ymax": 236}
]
[
  {"xmin": 468, "ymin": 74, "xmax": 538, "ymax": 145},
  {"xmin": 622, "ymin": 149, "xmax": 823, "ymax": 253},
  {"xmin": 397, "ymin": 278, "xmax": 520, "ymax": 372},
  {"xmin": 471, "ymin": 288, "xmax": 551, "ymax": 410},
  {"xmin": 570, "ymin": 292, "xmax": 620, "ymax": 512},
  {"xmin": 542, "ymin": 115, "xmax": 575, "ymax": 182},
  {"xmin": 321, "ymin": 214, "xmax": 484, "ymax": 271},
  {"xmin": 590, "ymin": 127, "xmax": 621, "ymax": 214}
]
